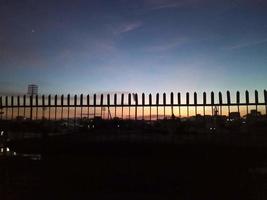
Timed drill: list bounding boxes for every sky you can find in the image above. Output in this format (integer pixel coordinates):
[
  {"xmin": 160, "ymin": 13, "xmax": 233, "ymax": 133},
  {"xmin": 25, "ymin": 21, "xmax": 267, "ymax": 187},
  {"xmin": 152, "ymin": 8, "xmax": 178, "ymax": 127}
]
[{"xmin": 0, "ymin": 0, "xmax": 267, "ymax": 96}]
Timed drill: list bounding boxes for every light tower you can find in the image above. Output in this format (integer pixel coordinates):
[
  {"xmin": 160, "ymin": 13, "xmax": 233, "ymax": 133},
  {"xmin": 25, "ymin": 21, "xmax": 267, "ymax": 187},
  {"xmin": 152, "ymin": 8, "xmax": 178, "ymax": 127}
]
[
  {"xmin": 27, "ymin": 84, "xmax": 38, "ymax": 96},
  {"xmin": 27, "ymin": 84, "xmax": 38, "ymax": 120}
]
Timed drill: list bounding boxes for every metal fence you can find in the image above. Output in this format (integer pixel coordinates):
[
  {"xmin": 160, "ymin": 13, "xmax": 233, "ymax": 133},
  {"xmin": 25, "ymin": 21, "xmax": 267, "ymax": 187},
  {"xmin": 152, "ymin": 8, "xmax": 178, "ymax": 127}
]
[{"xmin": 0, "ymin": 90, "xmax": 267, "ymax": 121}]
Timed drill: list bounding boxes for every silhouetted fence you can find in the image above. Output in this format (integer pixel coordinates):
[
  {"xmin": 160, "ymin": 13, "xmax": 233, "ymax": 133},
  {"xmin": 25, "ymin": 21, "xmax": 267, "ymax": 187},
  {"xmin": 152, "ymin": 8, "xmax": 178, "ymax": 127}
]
[{"xmin": 0, "ymin": 90, "xmax": 267, "ymax": 121}]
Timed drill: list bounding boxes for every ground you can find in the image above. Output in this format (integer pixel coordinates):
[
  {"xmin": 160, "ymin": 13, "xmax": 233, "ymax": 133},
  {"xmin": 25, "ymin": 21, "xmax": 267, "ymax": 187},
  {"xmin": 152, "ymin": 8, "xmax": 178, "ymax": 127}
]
[{"xmin": 1, "ymin": 142, "xmax": 267, "ymax": 199}]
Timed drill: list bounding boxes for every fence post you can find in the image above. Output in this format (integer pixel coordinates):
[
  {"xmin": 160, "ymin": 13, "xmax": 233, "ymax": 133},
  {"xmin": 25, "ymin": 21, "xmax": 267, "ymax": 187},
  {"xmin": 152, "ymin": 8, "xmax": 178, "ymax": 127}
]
[
  {"xmin": 61, "ymin": 95, "xmax": 64, "ymax": 120},
  {"xmin": 23, "ymin": 95, "xmax": 26, "ymax": 118},
  {"xmin": 5, "ymin": 96, "xmax": 8, "ymax": 120},
  {"xmin": 107, "ymin": 94, "xmax": 110, "ymax": 119},
  {"xmin": 163, "ymin": 93, "xmax": 166, "ymax": 118},
  {"xmin": 186, "ymin": 92, "xmax": 189, "ymax": 117},
  {"xmin": 48, "ymin": 95, "xmax": 51, "ymax": 120},
  {"xmin": 100, "ymin": 94, "xmax": 103, "ymax": 118},
  {"xmin": 128, "ymin": 93, "xmax": 131, "ymax": 120},
  {"xmin": 178, "ymin": 93, "xmax": 181, "ymax": 118},
  {"xmin": 121, "ymin": 93, "xmax": 124, "ymax": 119},
  {"xmin": 211, "ymin": 92, "xmax": 214, "ymax": 116},
  {"xmin": 156, "ymin": 93, "xmax": 159, "ymax": 120},
  {"xmin": 30, "ymin": 95, "xmax": 33, "ymax": 120},
  {"xmin": 194, "ymin": 92, "xmax": 197, "ymax": 116},
  {"xmin": 87, "ymin": 94, "xmax": 90, "ymax": 119},
  {"xmin": 114, "ymin": 93, "xmax": 117, "ymax": 118},
  {"xmin": 11, "ymin": 96, "xmax": 14, "ymax": 120},
  {"xmin": 0, "ymin": 96, "xmax": 3, "ymax": 120},
  {"xmin": 149, "ymin": 93, "xmax": 152, "ymax": 121},
  {"xmin": 264, "ymin": 90, "xmax": 267, "ymax": 117},
  {"xmin": 134, "ymin": 93, "xmax": 138, "ymax": 120},
  {"xmin": 67, "ymin": 94, "xmax": 70, "ymax": 124},
  {"xmin": 218, "ymin": 92, "xmax": 222, "ymax": 115},
  {"xmin": 74, "ymin": 95, "xmax": 77, "ymax": 126},
  {"xmin": 255, "ymin": 90, "xmax": 258, "ymax": 113},
  {"xmin": 245, "ymin": 90, "xmax": 249, "ymax": 116},
  {"xmin": 36, "ymin": 95, "xmax": 38, "ymax": 120},
  {"xmin": 93, "ymin": 94, "xmax": 96, "ymax": 118},
  {"xmin": 236, "ymin": 91, "xmax": 240, "ymax": 114},
  {"xmin": 203, "ymin": 92, "xmax": 206, "ymax": 117},
  {"xmin": 80, "ymin": 94, "xmax": 83, "ymax": 119},
  {"xmin": 55, "ymin": 95, "xmax": 58, "ymax": 120},
  {"xmin": 227, "ymin": 91, "xmax": 231, "ymax": 116},
  {"xmin": 170, "ymin": 92, "xmax": 174, "ymax": 117},
  {"xmin": 42, "ymin": 95, "xmax": 45, "ymax": 120},
  {"xmin": 17, "ymin": 96, "xmax": 20, "ymax": 118},
  {"xmin": 142, "ymin": 93, "xmax": 145, "ymax": 120},
  {"xmin": 0, "ymin": 96, "xmax": 2, "ymax": 120}
]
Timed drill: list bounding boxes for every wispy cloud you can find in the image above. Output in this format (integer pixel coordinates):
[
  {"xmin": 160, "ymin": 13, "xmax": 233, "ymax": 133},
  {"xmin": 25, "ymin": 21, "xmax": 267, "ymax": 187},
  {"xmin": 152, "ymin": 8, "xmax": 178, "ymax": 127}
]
[
  {"xmin": 115, "ymin": 21, "xmax": 143, "ymax": 34},
  {"xmin": 225, "ymin": 38, "xmax": 267, "ymax": 50},
  {"xmin": 148, "ymin": 2, "xmax": 183, "ymax": 10},
  {"xmin": 143, "ymin": 0, "xmax": 200, "ymax": 11}
]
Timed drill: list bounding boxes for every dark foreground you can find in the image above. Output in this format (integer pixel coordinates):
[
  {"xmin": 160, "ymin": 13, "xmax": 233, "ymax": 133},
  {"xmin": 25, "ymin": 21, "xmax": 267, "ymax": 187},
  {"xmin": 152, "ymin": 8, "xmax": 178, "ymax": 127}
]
[{"xmin": 1, "ymin": 142, "xmax": 267, "ymax": 200}]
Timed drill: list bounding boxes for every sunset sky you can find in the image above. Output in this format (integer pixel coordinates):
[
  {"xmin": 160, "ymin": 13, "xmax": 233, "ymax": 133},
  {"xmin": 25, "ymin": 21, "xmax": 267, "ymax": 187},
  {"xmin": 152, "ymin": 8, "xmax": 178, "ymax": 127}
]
[{"xmin": 0, "ymin": 0, "xmax": 267, "ymax": 96}]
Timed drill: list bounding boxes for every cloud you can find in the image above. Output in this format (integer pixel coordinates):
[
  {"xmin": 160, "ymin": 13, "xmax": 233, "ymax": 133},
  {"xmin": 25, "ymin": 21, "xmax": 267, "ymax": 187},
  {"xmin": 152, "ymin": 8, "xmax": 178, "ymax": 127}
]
[
  {"xmin": 143, "ymin": 0, "xmax": 203, "ymax": 11},
  {"xmin": 148, "ymin": 1, "xmax": 184, "ymax": 10},
  {"xmin": 114, "ymin": 21, "xmax": 143, "ymax": 34},
  {"xmin": 225, "ymin": 38, "xmax": 267, "ymax": 50}
]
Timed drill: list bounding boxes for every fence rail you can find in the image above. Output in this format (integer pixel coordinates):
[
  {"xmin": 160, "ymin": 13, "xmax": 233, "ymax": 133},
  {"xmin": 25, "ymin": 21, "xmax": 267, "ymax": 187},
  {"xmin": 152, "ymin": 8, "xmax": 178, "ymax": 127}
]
[{"xmin": 0, "ymin": 90, "xmax": 267, "ymax": 121}]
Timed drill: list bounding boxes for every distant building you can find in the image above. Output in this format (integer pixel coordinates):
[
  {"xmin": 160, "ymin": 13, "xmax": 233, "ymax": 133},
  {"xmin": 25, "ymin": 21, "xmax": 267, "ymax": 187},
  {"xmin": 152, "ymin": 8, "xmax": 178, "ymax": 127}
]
[
  {"xmin": 250, "ymin": 110, "xmax": 261, "ymax": 117},
  {"xmin": 16, "ymin": 116, "xmax": 26, "ymax": 121},
  {"xmin": 245, "ymin": 109, "xmax": 262, "ymax": 120},
  {"xmin": 27, "ymin": 84, "xmax": 38, "ymax": 96},
  {"xmin": 229, "ymin": 112, "xmax": 241, "ymax": 121}
]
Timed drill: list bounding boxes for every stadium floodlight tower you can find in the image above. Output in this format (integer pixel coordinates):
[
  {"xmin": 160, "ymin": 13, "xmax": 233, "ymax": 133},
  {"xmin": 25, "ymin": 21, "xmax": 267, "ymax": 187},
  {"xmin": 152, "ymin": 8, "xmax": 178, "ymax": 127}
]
[
  {"xmin": 27, "ymin": 84, "xmax": 38, "ymax": 96},
  {"xmin": 27, "ymin": 84, "xmax": 38, "ymax": 120}
]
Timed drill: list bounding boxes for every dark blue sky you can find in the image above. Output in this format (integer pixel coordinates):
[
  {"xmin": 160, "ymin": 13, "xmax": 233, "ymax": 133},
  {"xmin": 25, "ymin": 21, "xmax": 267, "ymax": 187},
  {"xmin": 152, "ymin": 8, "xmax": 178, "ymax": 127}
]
[{"xmin": 0, "ymin": 0, "xmax": 267, "ymax": 95}]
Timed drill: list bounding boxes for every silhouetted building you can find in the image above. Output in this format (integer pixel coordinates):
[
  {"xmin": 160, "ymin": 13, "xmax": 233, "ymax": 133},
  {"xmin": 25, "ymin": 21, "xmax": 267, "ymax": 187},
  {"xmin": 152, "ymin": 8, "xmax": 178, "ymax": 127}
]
[
  {"xmin": 250, "ymin": 110, "xmax": 261, "ymax": 117},
  {"xmin": 16, "ymin": 116, "xmax": 26, "ymax": 121},
  {"xmin": 229, "ymin": 112, "xmax": 241, "ymax": 121},
  {"xmin": 245, "ymin": 109, "xmax": 262, "ymax": 120}
]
